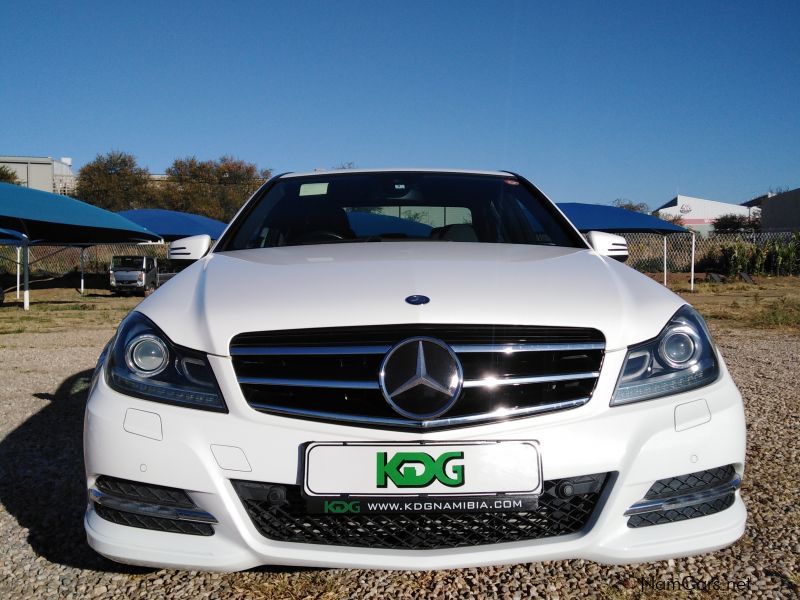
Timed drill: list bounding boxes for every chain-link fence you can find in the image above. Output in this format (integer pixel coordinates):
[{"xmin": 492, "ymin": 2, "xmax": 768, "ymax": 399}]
[
  {"xmin": 626, "ymin": 231, "xmax": 800, "ymax": 275},
  {"xmin": 0, "ymin": 244, "xmax": 168, "ymax": 278},
  {"xmin": 1, "ymin": 231, "xmax": 798, "ymax": 280}
]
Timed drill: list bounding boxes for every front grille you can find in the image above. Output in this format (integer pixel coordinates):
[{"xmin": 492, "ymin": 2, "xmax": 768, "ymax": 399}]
[
  {"xmin": 232, "ymin": 473, "xmax": 611, "ymax": 550},
  {"xmin": 95, "ymin": 504, "xmax": 214, "ymax": 536},
  {"xmin": 231, "ymin": 324, "xmax": 605, "ymax": 429}
]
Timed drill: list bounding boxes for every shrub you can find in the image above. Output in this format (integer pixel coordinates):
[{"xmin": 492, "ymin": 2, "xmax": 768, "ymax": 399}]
[
  {"xmin": 751, "ymin": 298, "xmax": 800, "ymax": 328},
  {"xmin": 700, "ymin": 234, "xmax": 800, "ymax": 276}
]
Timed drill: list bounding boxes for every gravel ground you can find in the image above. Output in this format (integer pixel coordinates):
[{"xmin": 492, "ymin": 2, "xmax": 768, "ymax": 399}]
[{"xmin": 0, "ymin": 324, "xmax": 797, "ymax": 599}]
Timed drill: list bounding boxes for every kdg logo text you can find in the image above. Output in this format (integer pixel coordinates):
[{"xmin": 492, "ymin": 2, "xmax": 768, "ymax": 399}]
[{"xmin": 376, "ymin": 451, "xmax": 465, "ymax": 488}]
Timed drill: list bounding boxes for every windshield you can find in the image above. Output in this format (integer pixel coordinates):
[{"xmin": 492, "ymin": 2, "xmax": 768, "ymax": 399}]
[
  {"xmin": 111, "ymin": 256, "xmax": 145, "ymax": 269},
  {"xmin": 219, "ymin": 172, "xmax": 583, "ymax": 250}
]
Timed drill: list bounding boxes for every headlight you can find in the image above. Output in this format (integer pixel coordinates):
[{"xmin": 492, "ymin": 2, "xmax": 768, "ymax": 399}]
[
  {"xmin": 125, "ymin": 335, "xmax": 169, "ymax": 376},
  {"xmin": 110, "ymin": 272, "xmax": 116, "ymax": 285},
  {"xmin": 137, "ymin": 273, "xmax": 145, "ymax": 285},
  {"xmin": 105, "ymin": 311, "xmax": 227, "ymax": 412},
  {"xmin": 611, "ymin": 305, "xmax": 719, "ymax": 406}
]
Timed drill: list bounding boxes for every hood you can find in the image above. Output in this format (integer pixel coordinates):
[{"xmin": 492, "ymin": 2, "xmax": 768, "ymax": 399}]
[{"xmin": 138, "ymin": 242, "xmax": 685, "ymax": 356}]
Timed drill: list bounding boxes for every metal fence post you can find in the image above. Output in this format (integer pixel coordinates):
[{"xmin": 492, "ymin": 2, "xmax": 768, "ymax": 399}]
[
  {"xmin": 16, "ymin": 246, "xmax": 20, "ymax": 299},
  {"xmin": 22, "ymin": 243, "xmax": 29, "ymax": 311},
  {"xmin": 690, "ymin": 232, "xmax": 696, "ymax": 292},
  {"xmin": 80, "ymin": 248, "xmax": 85, "ymax": 295},
  {"xmin": 663, "ymin": 236, "xmax": 667, "ymax": 286}
]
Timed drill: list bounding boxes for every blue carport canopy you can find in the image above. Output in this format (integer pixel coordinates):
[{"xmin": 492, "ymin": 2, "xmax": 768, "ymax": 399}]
[
  {"xmin": 0, "ymin": 227, "xmax": 27, "ymax": 243},
  {"xmin": 0, "ymin": 183, "xmax": 160, "ymax": 310},
  {"xmin": 557, "ymin": 202, "xmax": 693, "ymax": 290},
  {"xmin": 118, "ymin": 208, "xmax": 227, "ymax": 241},
  {"xmin": 347, "ymin": 211, "xmax": 432, "ymax": 237},
  {"xmin": 0, "ymin": 182, "xmax": 160, "ymax": 244},
  {"xmin": 556, "ymin": 203, "xmax": 686, "ymax": 234}
]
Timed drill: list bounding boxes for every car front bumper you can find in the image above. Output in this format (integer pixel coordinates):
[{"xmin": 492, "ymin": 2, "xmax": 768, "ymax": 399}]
[
  {"xmin": 84, "ymin": 349, "xmax": 746, "ymax": 571},
  {"xmin": 110, "ymin": 282, "xmax": 144, "ymax": 292}
]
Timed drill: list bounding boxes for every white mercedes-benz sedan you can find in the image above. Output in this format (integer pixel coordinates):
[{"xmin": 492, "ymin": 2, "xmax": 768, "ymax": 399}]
[{"xmin": 84, "ymin": 169, "xmax": 746, "ymax": 571}]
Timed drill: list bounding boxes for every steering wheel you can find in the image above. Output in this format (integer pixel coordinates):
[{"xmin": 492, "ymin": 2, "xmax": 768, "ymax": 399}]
[{"xmin": 294, "ymin": 230, "xmax": 349, "ymax": 243}]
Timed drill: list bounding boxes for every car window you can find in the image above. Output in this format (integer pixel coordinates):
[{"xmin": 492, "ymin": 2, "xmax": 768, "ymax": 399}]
[
  {"xmin": 112, "ymin": 256, "xmax": 145, "ymax": 269},
  {"xmin": 220, "ymin": 172, "xmax": 582, "ymax": 250}
]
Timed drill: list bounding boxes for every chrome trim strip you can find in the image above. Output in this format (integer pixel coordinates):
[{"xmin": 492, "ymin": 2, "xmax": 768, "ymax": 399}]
[
  {"xmin": 451, "ymin": 342, "xmax": 605, "ymax": 353},
  {"xmin": 89, "ymin": 488, "xmax": 218, "ymax": 524},
  {"xmin": 231, "ymin": 345, "xmax": 392, "ymax": 356},
  {"xmin": 462, "ymin": 371, "xmax": 600, "ymax": 388},
  {"xmin": 624, "ymin": 475, "xmax": 741, "ymax": 516},
  {"xmin": 230, "ymin": 342, "xmax": 604, "ymax": 356},
  {"xmin": 246, "ymin": 397, "xmax": 590, "ymax": 429},
  {"xmin": 237, "ymin": 377, "xmax": 380, "ymax": 389},
  {"xmin": 238, "ymin": 371, "xmax": 598, "ymax": 390}
]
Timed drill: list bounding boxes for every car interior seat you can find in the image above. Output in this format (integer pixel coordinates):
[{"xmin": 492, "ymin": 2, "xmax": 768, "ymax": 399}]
[
  {"xmin": 283, "ymin": 201, "xmax": 355, "ymax": 244},
  {"xmin": 432, "ymin": 223, "xmax": 479, "ymax": 242}
]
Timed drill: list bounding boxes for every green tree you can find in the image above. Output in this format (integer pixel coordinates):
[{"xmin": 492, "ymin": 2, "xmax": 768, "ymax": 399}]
[
  {"xmin": 654, "ymin": 211, "xmax": 685, "ymax": 227},
  {"xmin": 157, "ymin": 156, "xmax": 270, "ymax": 221},
  {"xmin": 611, "ymin": 198, "xmax": 650, "ymax": 213},
  {"xmin": 76, "ymin": 151, "xmax": 151, "ymax": 210},
  {"xmin": 712, "ymin": 213, "xmax": 759, "ymax": 233},
  {"xmin": 0, "ymin": 165, "xmax": 20, "ymax": 185}
]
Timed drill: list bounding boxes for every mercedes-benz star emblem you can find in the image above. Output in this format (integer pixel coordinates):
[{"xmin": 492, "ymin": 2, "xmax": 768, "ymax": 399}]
[
  {"xmin": 405, "ymin": 295, "xmax": 430, "ymax": 305},
  {"xmin": 379, "ymin": 337, "xmax": 464, "ymax": 420}
]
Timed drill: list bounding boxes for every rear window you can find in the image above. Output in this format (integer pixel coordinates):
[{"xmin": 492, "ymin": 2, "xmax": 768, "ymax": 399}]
[{"xmin": 219, "ymin": 172, "xmax": 582, "ymax": 250}]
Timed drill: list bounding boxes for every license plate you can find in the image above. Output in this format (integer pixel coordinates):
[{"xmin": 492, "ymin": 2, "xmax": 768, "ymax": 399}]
[{"xmin": 303, "ymin": 441, "xmax": 541, "ymax": 502}]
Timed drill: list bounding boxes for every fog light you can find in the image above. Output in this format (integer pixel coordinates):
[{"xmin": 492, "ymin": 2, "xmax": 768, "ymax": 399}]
[{"xmin": 126, "ymin": 335, "xmax": 169, "ymax": 377}]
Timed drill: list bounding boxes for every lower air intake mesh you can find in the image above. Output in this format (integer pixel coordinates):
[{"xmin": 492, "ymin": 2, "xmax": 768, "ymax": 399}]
[{"xmin": 232, "ymin": 473, "xmax": 611, "ymax": 550}]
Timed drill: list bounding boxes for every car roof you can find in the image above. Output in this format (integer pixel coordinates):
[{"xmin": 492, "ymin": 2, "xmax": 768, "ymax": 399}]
[{"xmin": 279, "ymin": 168, "xmax": 513, "ymax": 179}]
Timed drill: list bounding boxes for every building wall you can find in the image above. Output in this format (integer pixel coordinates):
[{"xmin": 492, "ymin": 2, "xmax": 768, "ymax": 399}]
[
  {"xmin": 655, "ymin": 194, "xmax": 750, "ymax": 236},
  {"xmin": 761, "ymin": 188, "xmax": 800, "ymax": 231},
  {"xmin": 0, "ymin": 155, "xmax": 76, "ymax": 194}
]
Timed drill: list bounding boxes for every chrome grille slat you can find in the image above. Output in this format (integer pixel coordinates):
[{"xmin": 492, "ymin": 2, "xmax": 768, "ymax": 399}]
[
  {"xmin": 230, "ymin": 342, "xmax": 604, "ymax": 356},
  {"xmin": 461, "ymin": 371, "xmax": 600, "ymax": 388},
  {"xmin": 238, "ymin": 371, "xmax": 601, "ymax": 390},
  {"xmin": 245, "ymin": 397, "xmax": 591, "ymax": 429},
  {"xmin": 231, "ymin": 345, "xmax": 393, "ymax": 356},
  {"xmin": 230, "ymin": 324, "xmax": 605, "ymax": 430},
  {"xmin": 452, "ymin": 342, "xmax": 604, "ymax": 353},
  {"xmin": 238, "ymin": 377, "xmax": 380, "ymax": 390}
]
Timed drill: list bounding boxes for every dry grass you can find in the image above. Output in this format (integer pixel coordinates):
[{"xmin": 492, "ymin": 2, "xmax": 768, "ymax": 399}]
[
  {"xmin": 0, "ymin": 288, "xmax": 138, "ymax": 335},
  {"xmin": 671, "ymin": 276, "xmax": 800, "ymax": 331}
]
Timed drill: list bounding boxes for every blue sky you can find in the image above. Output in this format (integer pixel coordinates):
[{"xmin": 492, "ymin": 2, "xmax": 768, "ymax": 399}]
[{"xmin": 1, "ymin": 1, "xmax": 798, "ymax": 209}]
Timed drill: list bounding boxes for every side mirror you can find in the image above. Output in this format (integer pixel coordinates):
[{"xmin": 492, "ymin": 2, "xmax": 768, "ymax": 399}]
[
  {"xmin": 586, "ymin": 231, "xmax": 628, "ymax": 262},
  {"xmin": 169, "ymin": 235, "xmax": 212, "ymax": 261}
]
